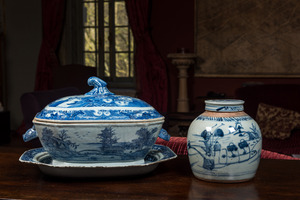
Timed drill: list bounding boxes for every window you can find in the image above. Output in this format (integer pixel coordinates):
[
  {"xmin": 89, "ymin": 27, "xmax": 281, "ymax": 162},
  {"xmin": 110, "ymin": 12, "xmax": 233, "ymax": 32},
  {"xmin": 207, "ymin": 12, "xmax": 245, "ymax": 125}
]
[{"xmin": 82, "ymin": 0, "xmax": 135, "ymax": 88}]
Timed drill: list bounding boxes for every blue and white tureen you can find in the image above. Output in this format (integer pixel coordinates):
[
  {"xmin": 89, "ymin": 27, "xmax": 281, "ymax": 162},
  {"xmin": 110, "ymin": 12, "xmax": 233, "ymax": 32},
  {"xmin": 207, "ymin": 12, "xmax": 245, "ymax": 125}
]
[{"xmin": 23, "ymin": 77, "xmax": 169, "ymax": 163}]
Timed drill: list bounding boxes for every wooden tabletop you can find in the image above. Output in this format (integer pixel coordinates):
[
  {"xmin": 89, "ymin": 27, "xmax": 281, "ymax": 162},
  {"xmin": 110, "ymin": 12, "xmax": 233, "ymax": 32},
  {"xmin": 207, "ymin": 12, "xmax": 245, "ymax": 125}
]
[{"xmin": 1, "ymin": 139, "xmax": 300, "ymax": 199}]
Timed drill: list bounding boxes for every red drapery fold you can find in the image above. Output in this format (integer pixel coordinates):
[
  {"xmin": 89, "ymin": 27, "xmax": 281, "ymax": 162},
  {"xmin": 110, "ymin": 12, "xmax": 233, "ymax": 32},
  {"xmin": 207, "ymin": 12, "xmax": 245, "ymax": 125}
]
[
  {"xmin": 34, "ymin": 0, "xmax": 65, "ymax": 91},
  {"xmin": 125, "ymin": 0, "xmax": 168, "ymax": 113}
]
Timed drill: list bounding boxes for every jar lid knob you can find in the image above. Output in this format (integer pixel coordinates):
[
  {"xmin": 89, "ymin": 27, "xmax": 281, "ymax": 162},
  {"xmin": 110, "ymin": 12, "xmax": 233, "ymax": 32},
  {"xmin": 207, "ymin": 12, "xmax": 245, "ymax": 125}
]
[{"xmin": 85, "ymin": 76, "xmax": 114, "ymax": 96}]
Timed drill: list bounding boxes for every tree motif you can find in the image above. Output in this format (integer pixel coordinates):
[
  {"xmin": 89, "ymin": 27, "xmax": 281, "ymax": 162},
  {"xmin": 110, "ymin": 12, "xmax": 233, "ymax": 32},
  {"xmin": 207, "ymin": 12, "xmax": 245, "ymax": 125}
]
[
  {"xmin": 57, "ymin": 130, "xmax": 78, "ymax": 150},
  {"xmin": 227, "ymin": 142, "xmax": 238, "ymax": 157},
  {"xmin": 238, "ymin": 139, "xmax": 249, "ymax": 155},
  {"xmin": 133, "ymin": 127, "xmax": 157, "ymax": 147},
  {"xmin": 97, "ymin": 127, "xmax": 119, "ymax": 150},
  {"xmin": 201, "ymin": 128, "xmax": 224, "ymax": 156}
]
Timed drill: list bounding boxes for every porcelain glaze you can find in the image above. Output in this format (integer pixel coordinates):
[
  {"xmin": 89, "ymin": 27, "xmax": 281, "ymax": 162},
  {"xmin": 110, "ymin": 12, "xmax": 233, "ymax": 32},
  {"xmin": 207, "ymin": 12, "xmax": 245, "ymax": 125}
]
[
  {"xmin": 34, "ymin": 120, "xmax": 163, "ymax": 162},
  {"xmin": 23, "ymin": 77, "xmax": 168, "ymax": 163},
  {"xmin": 36, "ymin": 77, "xmax": 162, "ymax": 121},
  {"xmin": 19, "ymin": 145, "xmax": 177, "ymax": 177},
  {"xmin": 187, "ymin": 99, "xmax": 262, "ymax": 182}
]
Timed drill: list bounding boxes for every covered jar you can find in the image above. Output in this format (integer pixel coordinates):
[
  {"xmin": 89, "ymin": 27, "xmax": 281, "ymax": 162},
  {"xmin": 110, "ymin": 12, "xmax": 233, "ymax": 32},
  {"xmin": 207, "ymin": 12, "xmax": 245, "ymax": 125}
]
[{"xmin": 187, "ymin": 99, "xmax": 262, "ymax": 182}]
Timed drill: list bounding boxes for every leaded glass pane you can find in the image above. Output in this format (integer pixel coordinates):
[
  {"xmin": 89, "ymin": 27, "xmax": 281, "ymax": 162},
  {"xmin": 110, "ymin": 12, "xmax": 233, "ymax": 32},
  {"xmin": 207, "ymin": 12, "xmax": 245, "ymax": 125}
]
[
  {"xmin": 130, "ymin": 30, "xmax": 134, "ymax": 51},
  {"xmin": 115, "ymin": 1, "xmax": 127, "ymax": 26},
  {"xmin": 84, "ymin": 28, "xmax": 96, "ymax": 51},
  {"xmin": 116, "ymin": 53, "xmax": 129, "ymax": 77},
  {"xmin": 104, "ymin": 27, "xmax": 109, "ymax": 52},
  {"xmin": 104, "ymin": 2, "xmax": 109, "ymax": 26},
  {"xmin": 84, "ymin": 52, "xmax": 96, "ymax": 67},
  {"xmin": 130, "ymin": 53, "xmax": 134, "ymax": 77},
  {"xmin": 104, "ymin": 53, "xmax": 110, "ymax": 77},
  {"xmin": 83, "ymin": 2, "xmax": 96, "ymax": 26},
  {"xmin": 115, "ymin": 27, "xmax": 128, "ymax": 52}
]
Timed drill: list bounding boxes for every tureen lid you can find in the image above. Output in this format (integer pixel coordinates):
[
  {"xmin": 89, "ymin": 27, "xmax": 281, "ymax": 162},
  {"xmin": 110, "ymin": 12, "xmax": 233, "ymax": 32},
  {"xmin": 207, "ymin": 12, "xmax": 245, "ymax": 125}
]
[{"xmin": 35, "ymin": 77, "xmax": 163, "ymax": 122}]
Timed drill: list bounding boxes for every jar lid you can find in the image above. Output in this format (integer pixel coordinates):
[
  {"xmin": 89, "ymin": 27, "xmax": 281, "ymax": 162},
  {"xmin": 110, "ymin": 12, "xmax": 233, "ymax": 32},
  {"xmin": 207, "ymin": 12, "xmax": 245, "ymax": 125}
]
[
  {"xmin": 35, "ymin": 77, "xmax": 163, "ymax": 122},
  {"xmin": 205, "ymin": 99, "xmax": 244, "ymax": 112}
]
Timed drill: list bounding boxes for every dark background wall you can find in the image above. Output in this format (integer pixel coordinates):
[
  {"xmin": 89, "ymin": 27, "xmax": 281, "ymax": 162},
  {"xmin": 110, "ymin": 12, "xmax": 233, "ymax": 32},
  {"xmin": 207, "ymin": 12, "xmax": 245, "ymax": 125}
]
[
  {"xmin": 4, "ymin": 0, "xmax": 41, "ymax": 130},
  {"xmin": 2, "ymin": 0, "xmax": 300, "ymax": 130},
  {"xmin": 150, "ymin": 0, "xmax": 300, "ymax": 113}
]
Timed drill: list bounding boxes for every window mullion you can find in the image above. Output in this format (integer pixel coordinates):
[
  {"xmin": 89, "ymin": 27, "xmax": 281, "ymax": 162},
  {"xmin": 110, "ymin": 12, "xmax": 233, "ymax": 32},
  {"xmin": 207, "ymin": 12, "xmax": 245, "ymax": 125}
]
[
  {"xmin": 98, "ymin": 0, "xmax": 104, "ymax": 77},
  {"xmin": 95, "ymin": 0, "xmax": 98, "ymax": 71},
  {"xmin": 109, "ymin": 0, "xmax": 116, "ymax": 82},
  {"xmin": 128, "ymin": 26, "xmax": 131, "ymax": 78}
]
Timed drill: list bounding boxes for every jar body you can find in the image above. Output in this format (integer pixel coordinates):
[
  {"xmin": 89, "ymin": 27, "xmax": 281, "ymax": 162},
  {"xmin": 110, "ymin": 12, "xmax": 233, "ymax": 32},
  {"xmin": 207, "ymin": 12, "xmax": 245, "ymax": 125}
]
[{"xmin": 187, "ymin": 100, "xmax": 262, "ymax": 182}]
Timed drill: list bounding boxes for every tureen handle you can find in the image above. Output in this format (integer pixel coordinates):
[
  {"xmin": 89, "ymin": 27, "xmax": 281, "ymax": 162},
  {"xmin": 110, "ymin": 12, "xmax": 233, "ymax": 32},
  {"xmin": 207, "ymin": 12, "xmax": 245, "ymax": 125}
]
[
  {"xmin": 158, "ymin": 128, "xmax": 171, "ymax": 141},
  {"xmin": 85, "ymin": 77, "xmax": 114, "ymax": 96},
  {"xmin": 23, "ymin": 125, "xmax": 38, "ymax": 142}
]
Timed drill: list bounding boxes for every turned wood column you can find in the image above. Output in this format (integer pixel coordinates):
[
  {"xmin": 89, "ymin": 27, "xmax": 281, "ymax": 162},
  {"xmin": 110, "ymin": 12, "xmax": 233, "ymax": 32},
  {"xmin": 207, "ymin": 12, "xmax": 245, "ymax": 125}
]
[{"xmin": 168, "ymin": 53, "xmax": 196, "ymax": 113}]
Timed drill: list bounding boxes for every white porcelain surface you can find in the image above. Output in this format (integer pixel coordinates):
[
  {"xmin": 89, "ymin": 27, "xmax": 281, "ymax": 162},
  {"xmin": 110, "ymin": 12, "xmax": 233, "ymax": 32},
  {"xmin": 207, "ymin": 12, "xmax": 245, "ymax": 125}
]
[
  {"xmin": 204, "ymin": 99, "xmax": 244, "ymax": 112},
  {"xmin": 23, "ymin": 77, "xmax": 169, "ymax": 163},
  {"xmin": 19, "ymin": 145, "xmax": 177, "ymax": 178},
  {"xmin": 33, "ymin": 120, "xmax": 164, "ymax": 163},
  {"xmin": 35, "ymin": 77, "xmax": 163, "ymax": 121},
  {"xmin": 187, "ymin": 99, "xmax": 262, "ymax": 182}
]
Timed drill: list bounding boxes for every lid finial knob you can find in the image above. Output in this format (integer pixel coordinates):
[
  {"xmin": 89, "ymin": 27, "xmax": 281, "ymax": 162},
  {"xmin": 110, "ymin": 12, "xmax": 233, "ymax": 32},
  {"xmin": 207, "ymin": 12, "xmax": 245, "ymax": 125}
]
[{"xmin": 85, "ymin": 77, "xmax": 114, "ymax": 96}]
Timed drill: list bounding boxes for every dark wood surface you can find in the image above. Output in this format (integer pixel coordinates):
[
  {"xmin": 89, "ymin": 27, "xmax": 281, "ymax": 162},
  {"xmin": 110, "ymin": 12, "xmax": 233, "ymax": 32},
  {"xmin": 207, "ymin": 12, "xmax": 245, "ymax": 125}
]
[{"xmin": 1, "ymin": 138, "xmax": 300, "ymax": 199}]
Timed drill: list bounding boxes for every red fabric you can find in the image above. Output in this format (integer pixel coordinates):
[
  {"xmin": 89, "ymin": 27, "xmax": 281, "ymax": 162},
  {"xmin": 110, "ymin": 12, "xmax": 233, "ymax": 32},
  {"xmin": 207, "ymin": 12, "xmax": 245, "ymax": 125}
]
[
  {"xmin": 125, "ymin": 0, "xmax": 168, "ymax": 113},
  {"xmin": 156, "ymin": 137, "xmax": 300, "ymax": 160},
  {"xmin": 156, "ymin": 137, "xmax": 188, "ymax": 155},
  {"xmin": 34, "ymin": 0, "xmax": 66, "ymax": 91}
]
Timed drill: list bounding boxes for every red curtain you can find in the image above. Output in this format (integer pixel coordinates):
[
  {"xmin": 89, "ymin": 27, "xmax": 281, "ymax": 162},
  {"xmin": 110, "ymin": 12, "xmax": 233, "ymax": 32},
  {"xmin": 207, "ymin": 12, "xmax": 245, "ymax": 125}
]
[
  {"xmin": 125, "ymin": 0, "xmax": 168, "ymax": 113},
  {"xmin": 34, "ymin": 0, "xmax": 66, "ymax": 91}
]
